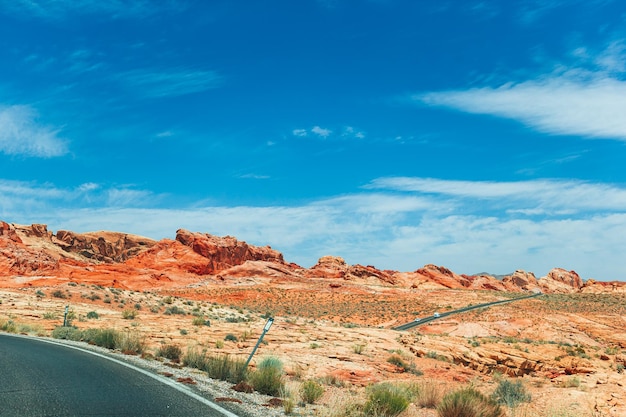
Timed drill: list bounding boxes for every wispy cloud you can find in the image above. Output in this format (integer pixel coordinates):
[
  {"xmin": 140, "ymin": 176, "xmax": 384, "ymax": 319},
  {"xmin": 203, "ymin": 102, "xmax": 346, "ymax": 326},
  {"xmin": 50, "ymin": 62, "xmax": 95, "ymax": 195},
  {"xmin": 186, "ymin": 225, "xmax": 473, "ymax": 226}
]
[
  {"xmin": 0, "ymin": 105, "xmax": 68, "ymax": 157},
  {"xmin": 118, "ymin": 69, "xmax": 222, "ymax": 98},
  {"xmin": 0, "ymin": 0, "xmax": 186, "ymax": 20},
  {"xmin": 367, "ymin": 177, "xmax": 626, "ymax": 213},
  {"xmin": 416, "ymin": 75, "xmax": 626, "ymax": 141},
  {"xmin": 415, "ymin": 38, "xmax": 626, "ymax": 141}
]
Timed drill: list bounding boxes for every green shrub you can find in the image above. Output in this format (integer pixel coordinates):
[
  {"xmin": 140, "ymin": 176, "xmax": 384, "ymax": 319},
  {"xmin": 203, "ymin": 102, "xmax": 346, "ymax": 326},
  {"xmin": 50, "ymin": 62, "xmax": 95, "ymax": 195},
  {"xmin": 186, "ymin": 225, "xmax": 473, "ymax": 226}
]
[
  {"xmin": 492, "ymin": 380, "xmax": 531, "ymax": 408},
  {"xmin": 363, "ymin": 383, "xmax": 410, "ymax": 417},
  {"xmin": 249, "ymin": 356, "xmax": 284, "ymax": 396},
  {"xmin": 156, "ymin": 344, "xmax": 182, "ymax": 361},
  {"xmin": 52, "ymin": 290, "xmax": 67, "ymax": 299},
  {"xmin": 183, "ymin": 347, "xmax": 208, "ymax": 370},
  {"xmin": 122, "ymin": 309, "xmax": 137, "ymax": 320},
  {"xmin": 192, "ymin": 316, "xmax": 206, "ymax": 326},
  {"xmin": 86, "ymin": 311, "xmax": 100, "ymax": 319},
  {"xmin": 437, "ymin": 387, "xmax": 503, "ymax": 417},
  {"xmin": 82, "ymin": 328, "xmax": 118, "ymax": 349},
  {"xmin": 300, "ymin": 380, "xmax": 324, "ymax": 404},
  {"xmin": 0, "ymin": 319, "xmax": 18, "ymax": 333},
  {"xmin": 51, "ymin": 326, "xmax": 83, "ymax": 341},
  {"xmin": 224, "ymin": 333, "xmax": 238, "ymax": 342},
  {"xmin": 386, "ymin": 354, "xmax": 422, "ymax": 375},
  {"xmin": 164, "ymin": 306, "xmax": 186, "ymax": 315},
  {"xmin": 205, "ymin": 355, "xmax": 248, "ymax": 383},
  {"xmin": 115, "ymin": 331, "xmax": 146, "ymax": 354}
]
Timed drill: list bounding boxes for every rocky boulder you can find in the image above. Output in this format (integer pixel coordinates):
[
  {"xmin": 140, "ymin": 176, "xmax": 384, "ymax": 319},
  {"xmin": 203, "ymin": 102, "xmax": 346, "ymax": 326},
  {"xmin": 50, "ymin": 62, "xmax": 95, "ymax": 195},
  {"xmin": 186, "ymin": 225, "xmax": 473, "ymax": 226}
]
[
  {"xmin": 502, "ymin": 270, "xmax": 540, "ymax": 292},
  {"xmin": 539, "ymin": 268, "xmax": 584, "ymax": 293}
]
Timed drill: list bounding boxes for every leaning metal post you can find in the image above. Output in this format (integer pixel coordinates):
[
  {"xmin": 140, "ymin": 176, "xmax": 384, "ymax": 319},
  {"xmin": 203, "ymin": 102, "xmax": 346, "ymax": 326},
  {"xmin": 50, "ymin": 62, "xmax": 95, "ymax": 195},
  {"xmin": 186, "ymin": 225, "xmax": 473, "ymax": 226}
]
[
  {"xmin": 63, "ymin": 305, "xmax": 69, "ymax": 327},
  {"xmin": 245, "ymin": 317, "xmax": 274, "ymax": 367}
]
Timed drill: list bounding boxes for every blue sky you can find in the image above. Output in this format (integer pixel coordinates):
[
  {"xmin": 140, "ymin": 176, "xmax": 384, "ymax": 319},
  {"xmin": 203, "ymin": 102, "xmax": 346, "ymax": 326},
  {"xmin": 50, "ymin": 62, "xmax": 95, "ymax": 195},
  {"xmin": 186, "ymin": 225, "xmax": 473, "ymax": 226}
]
[{"xmin": 1, "ymin": 0, "xmax": 626, "ymax": 281}]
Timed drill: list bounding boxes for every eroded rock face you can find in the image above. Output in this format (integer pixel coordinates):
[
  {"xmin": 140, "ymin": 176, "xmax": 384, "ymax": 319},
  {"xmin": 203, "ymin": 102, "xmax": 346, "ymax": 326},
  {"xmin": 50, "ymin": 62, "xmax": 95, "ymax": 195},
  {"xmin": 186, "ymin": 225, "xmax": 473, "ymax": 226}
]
[
  {"xmin": 539, "ymin": 268, "xmax": 584, "ymax": 293},
  {"xmin": 175, "ymin": 229, "xmax": 284, "ymax": 274},
  {"xmin": 413, "ymin": 264, "xmax": 471, "ymax": 289},
  {"xmin": 0, "ymin": 221, "xmax": 22, "ymax": 244},
  {"xmin": 305, "ymin": 256, "xmax": 396, "ymax": 283},
  {"xmin": 54, "ymin": 230, "xmax": 155, "ymax": 263},
  {"xmin": 502, "ymin": 270, "xmax": 540, "ymax": 292}
]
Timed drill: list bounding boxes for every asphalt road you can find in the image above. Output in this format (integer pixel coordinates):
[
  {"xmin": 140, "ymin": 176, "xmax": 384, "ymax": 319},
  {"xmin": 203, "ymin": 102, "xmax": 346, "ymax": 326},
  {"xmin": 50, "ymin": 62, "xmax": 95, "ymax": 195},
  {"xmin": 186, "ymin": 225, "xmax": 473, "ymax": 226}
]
[
  {"xmin": 0, "ymin": 334, "xmax": 240, "ymax": 417},
  {"xmin": 393, "ymin": 292, "xmax": 543, "ymax": 331}
]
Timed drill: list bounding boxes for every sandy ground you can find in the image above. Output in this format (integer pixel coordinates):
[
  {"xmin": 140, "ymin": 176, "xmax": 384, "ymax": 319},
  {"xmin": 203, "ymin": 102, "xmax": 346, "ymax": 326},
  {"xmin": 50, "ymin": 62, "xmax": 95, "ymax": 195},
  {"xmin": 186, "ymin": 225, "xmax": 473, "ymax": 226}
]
[{"xmin": 2, "ymin": 282, "xmax": 626, "ymax": 416}]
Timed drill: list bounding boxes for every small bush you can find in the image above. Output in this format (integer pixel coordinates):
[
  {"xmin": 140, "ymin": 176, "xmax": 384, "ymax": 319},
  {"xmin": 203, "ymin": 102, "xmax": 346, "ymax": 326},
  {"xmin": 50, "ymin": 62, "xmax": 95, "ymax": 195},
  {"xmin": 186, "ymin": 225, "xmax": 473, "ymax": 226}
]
[
  {"xmin": 116, "ymin": 331, "xmax": 146, "ymax": 354},
  {"xmin": 82, "ymin": 328, "xmax": 118, "ymax": 349},
  {"xmin": 156, "ymin": 344, "xmax": 182, "ymax": 361},
  {"xmin": 183, "ymin": 347, "xmax": 208, "ymax": 370},
  {"xmin": 51, "ymin": 326, "xmax": 83, "ymax": 341},
  {"xmin": 386, "ymin": 354, "xmax": 422, "ymax": 375},
  {"xmin": 122, "ymin": 309, "xmax": 137, "ymax": 320},
  {"xmin": 52, "ymin": 290, "xmax": 67, "ymax": 299},
  {"xmin": 35, "ymin": 290, "xmax": 45, "ymax": 297},
  {"xmin": 86, "ymin": 311, "xmax": 100, "ymax": 319},
  {"xmin": 205, "ymin": 355, "xmax": 248, "ymax": 384},
  {"xmin": 249, "ymin": 356, "xmax": 284, "ymax": 396},
  {"xmin": 363, "ymin": 383, "xmax": 410, "ymax": 417},
  {"xmin": 416, "ymin": 381, "xmax": 443, "ymax": 408},
  {"xmin": 224, "ymin": 333, "xmax": 238, "ymax": 342},
  {"xmin": 300, "ymin": 380, "xmax": 324, "ymax": 404},
  {"xmin": 492, "ymin": 380, "xmax": 531, "ymax": 408},
  {"xmin": 437, "ymin": 387, "xmax": 503, "ymax": 417},
  {"xmin": 192, "ymin": 316, "xmax": 206, "ymax": 326},
  {"xmin": 353, "ymin": 344, "xmax": 366, "ymax": 354},
  {"xmin": 164, "ymin": 306, "xmax": 186, "ymax": 315},
  {"xmin": 42, "ymin": 312, "xmax": 57, "ymax": 320},
  {"xmin": 1, "ymin": 319, "xmax": 18, "ymax": 333}
]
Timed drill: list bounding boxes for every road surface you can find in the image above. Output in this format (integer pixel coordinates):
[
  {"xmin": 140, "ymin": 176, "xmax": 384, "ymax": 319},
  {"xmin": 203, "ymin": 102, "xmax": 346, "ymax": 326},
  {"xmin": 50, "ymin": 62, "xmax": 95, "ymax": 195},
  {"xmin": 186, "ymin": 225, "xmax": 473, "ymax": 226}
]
[
  {"xmin": 0, "ymin": 334, "xmax": 241, "ymax": 417},
  {"xmin": 393, "ymin": 292, "xmax": 543, "ymax": 331}
]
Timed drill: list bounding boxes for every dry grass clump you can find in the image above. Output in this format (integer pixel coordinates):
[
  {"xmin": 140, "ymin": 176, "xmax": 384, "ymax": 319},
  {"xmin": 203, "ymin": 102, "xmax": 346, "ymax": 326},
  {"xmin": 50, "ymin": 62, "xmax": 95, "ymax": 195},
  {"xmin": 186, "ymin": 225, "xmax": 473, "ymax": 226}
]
[{"xmin": 437, "ymin": 387, "xmax": 503, "ymax": 417}]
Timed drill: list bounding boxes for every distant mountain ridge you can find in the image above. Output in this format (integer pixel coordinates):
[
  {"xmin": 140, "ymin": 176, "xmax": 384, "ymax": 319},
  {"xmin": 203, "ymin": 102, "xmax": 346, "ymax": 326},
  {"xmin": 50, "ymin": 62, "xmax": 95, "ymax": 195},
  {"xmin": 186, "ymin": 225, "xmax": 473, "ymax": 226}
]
[{"xmin": 1, "ymin": 220, "xmax": 624, "ymax": 293}]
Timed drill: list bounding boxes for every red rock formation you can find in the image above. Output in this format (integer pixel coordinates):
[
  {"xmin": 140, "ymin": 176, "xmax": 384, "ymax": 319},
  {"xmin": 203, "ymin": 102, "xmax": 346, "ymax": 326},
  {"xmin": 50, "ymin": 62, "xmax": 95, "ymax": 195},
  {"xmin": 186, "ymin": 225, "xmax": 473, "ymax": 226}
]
[
  {"xmin": 413, "ymin": 264, "xmax": 471, "ymax": 289},
  {"xmin": 175, "ymin": 229, "xmax": 285, "ymax": 274},
  {"xmin": 0, "ymin": 221, "xmax": 22, "ymax": 244},
  {"xmin": 539, "ymin": 268, "xmax": 583, "ymax": 293},
  {"xmin": 502, "ymin": 270, "xmax": 540, "ymax": 292},
  {"xmin": 304, "ymin": 256, "xmax": 396, "ymax": 284},
  {"xmin": 54, "ymin": 230, "xmax": 155, "ymax": 263}
]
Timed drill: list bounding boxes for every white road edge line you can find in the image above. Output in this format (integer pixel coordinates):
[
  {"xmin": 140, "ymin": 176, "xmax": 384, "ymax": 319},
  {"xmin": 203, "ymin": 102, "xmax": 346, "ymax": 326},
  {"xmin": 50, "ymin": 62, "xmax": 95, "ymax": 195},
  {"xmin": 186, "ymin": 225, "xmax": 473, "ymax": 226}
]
[{"xmin": 2, "ymin": 333, "xmax": 241, "ymax": 417}]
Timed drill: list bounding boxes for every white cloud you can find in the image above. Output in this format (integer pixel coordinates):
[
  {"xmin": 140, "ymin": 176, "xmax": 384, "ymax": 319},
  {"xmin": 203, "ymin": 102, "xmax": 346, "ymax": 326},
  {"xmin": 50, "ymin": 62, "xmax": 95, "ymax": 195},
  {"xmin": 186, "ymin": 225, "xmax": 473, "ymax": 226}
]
[
  {"xmin": 119, "ymin": 69, "xmax": 222, "ymax": 98},
  {"xmin": 416, "ymin": 75, "xmax": 626, "ymax": 141},
  {"xmin": 0, "ymin": 105, "xmax": 68, "ymax": 157},
  {"xmin": 4, "ymin": 176, "xmax": 626, "ymax": 281},
  {"xmin": 155, "ymin": 131, "xmax": 174, "ymax": 138},
  {"xmin": 311, "ymin": 126, "xmax": 332, "ymax": 138},
  {"xmin": 367, "ymin": 177, "xmax": 626, "ymax": 212},
  {"xmin": 292, "ymin": 129, "xmax": 307, "ymax": 137}
]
